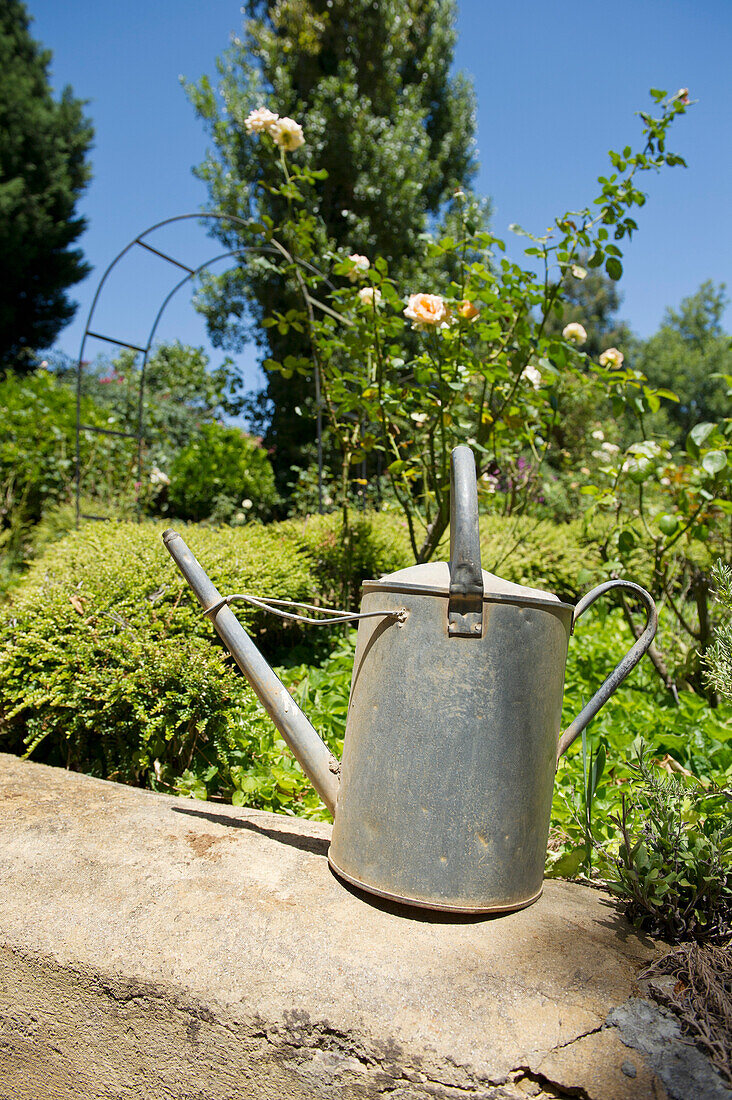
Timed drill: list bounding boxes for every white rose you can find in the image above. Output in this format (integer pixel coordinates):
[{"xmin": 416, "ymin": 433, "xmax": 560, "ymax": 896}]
[
  {"xmin": 149, "ymin": 465, "xmax": 170, "ymax": 486},
  {"xmin": 601, "ymin": 442, "xmax": 620, "ymax": 455},
  {"xmin": 522, "ymin": 364, "xmax": 542, "ymax": 390},
  {"xmin": 358, "ymin": 287, "xmax": 382, "ymax": 306},
  {"xmin": 241, "ymin": 498, "xmax": 253, "ymax": 509},
  {"xmin": 244, "ymin": 106, "xmax": 279, "ymax": 134},
  {"xmin": 599, "ymin": 347, "xmax": 624, "ymax": 368},
  {"xmin": 591, "ymin": 429, "xmax": 605, "ymax": 441},
  {"xmin": 562, "ymin": 322, "xmax": 587, "ymax": 345},
  {"xmin": 347, "ymin": 254, "xmax": 370, "ymax": 282},
  {"xmin": 271, "ymin": 117, "xmax": 304, "ymax": 151}
]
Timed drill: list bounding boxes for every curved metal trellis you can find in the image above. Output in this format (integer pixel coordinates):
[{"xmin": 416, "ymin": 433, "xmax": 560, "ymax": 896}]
[{"xmin": 75, "ymin": 212, "xmax": 338, "ymax": 524}]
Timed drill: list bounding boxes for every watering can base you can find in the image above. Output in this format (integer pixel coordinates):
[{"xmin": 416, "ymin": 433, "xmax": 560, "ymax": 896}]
[{"xmin": 327, "ymin": 853, "xmax": 544, "ymax": 915}]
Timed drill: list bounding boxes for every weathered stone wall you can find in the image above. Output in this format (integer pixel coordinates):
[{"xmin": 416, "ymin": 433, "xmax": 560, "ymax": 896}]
[{"xmin": 0, "ymin": 755, "xmax": 725, "ymax": 1099}]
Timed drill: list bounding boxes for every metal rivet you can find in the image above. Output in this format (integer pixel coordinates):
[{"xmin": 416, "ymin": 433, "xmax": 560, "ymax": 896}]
[{"xmin": 472, "ymin": 623, "xmax": 481, "ymax": 634}]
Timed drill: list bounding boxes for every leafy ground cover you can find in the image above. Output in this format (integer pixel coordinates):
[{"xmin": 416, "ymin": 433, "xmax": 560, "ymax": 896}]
[{"xmin": 1, "ymin": 511, "xmax": 729, "ymax": 941}]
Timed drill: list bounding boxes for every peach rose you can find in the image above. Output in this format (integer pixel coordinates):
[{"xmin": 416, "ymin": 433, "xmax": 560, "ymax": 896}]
[
  {"xmin": 403, "ymin": 293, "xmax": 451, "ymax": 330},
  {"xmin": 458, "ymin": 300, "xmax": 479, "ymax": 321},
  {"xmin": 347, "ymin": 254, "xmax": 370, "ymax": 282},
  {"xmin": 358, "ymin": 287, "xmax": 382, "ymax": 307},
  {"xmin": 522, "ymin": 364, "xmax": 542, "ymax": 390}
]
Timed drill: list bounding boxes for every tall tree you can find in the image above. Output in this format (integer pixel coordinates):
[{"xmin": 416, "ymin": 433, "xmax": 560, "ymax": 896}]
[
  {"xmin": 0, "ymin": 1, "xmax": 94, "ymax": 373},
  {"xmin": 636, "ymin": 281, "xmax": 731, "ymax": 441},
  {"xmin": 186, "ymin": 0, "xmax": 486, "ymax": 483}
]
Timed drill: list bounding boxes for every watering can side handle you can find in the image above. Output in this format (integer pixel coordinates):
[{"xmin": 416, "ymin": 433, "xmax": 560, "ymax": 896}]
[{"xmin": 556, "ymin": 580, "xmax": 657, "ymax": 762}]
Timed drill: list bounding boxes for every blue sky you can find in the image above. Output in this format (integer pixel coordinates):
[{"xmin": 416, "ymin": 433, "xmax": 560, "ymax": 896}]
[{"xmin": 30, "ymin": 0, "xmax": 732, "ymax": 394}]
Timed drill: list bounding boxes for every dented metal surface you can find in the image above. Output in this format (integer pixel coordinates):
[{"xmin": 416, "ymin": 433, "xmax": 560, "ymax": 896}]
[{"xmin": 329, "ymin": 587, "xmax": 572, "ymax": 911}]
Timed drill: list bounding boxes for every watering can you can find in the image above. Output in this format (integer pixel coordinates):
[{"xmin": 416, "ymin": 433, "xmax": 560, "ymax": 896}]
[{"xmin": 163, "ymin": 445, "xmax": 657, "ymax": 914}]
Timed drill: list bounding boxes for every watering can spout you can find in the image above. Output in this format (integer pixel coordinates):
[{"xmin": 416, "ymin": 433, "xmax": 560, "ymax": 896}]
[{"xmin": 162, "ymin": 529, "xmax": 340, "ymax": 816}]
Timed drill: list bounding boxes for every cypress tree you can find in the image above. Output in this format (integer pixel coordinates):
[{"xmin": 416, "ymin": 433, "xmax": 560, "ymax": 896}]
[{"xmin": 0, "ymin": 0, "xmax": 93, "ymax": 371}]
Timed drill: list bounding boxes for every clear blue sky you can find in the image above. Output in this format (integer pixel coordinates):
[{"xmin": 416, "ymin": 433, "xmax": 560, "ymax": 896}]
[{"xmin": 29, "ymin": 0, "xmax": 732, "ymax": 393}]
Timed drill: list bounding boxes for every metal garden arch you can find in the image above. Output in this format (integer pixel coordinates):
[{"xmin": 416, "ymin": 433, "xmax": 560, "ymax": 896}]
[{"xmin": 75, "ymin": 212, "xmax": 337, "ymax": 524}]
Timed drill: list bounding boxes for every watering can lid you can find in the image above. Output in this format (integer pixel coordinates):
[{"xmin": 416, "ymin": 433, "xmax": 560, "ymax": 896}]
[{"xmin": 367, "ymin": 560, "xmax": 561, "ymax": 603}]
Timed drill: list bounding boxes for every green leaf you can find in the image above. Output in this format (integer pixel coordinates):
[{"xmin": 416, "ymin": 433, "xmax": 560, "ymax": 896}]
[
  {"xmin": 618, "ymin": 529, "xmax": 636, "ymax": 554},
  {"xmin": 605, "ymin": 256, "xmax": 623, "ymax": 281},
  {"xmin": 702, "ymin": 450, "xmax": 727, "ymax": 476},
  {"xmin": 689, "ymin": 422, "xmax": 716, "ymax": 448},
  {"xmin": 546, "ymin": 846, "xmax": 587, "ymax": 878},
  {"xmin": 590, "ymin": 744, "xmax": 606, "ymax": 798}
]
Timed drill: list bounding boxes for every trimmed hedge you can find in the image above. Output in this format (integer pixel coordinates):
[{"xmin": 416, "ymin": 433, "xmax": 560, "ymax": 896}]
[
  {"xmin": 0, "ymin": 521, "xmax": 314, "ymax": 783},
  {"xmin": 0, "ymin": 510, "xmax": 600, "ymax": 811},
  {"xmin": 478, "ymin": 515, "xmax": 602, "ymax": 602},
  {"xmin": 281, "ymin": 510, "xmax": 413, "ymax": 607}
]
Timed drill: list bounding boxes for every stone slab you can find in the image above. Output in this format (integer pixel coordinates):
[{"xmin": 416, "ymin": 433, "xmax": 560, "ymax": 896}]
[{"xmin": 0, "ymin": 754, "xmax": 725, "ymax": 1098}]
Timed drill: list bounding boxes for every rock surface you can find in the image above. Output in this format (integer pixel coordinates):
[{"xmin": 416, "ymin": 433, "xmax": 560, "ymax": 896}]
[{"xmin": 0, "ymin": 754, "xmax": 725, "ymax": 1099}]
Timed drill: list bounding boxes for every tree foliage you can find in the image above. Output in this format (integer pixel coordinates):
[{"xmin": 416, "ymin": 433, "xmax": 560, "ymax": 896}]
[
  {"xmin": 74, "ymin": 341, "xmax": 246, "ymax": 453},
  {"xmin": 636, "ymin": 281, "xmax": 732, "ymax": 441},
  {"xmin": 185, "ymin": 0, "xmax": 487, "ymax": 478},
  {"xmin": 0, "ymin": 0, "xmax": 93, "ymax": 372}
]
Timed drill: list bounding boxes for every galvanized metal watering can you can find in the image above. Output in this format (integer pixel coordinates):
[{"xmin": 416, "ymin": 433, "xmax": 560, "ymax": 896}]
[{"xmin": 163, "ymin": 445, "xmax": 657, "ymax": 914}]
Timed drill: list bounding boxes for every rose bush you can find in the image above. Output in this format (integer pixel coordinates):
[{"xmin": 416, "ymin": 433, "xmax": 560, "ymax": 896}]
[
  {"xmin": 246, "ymin": 89, "xmax": 692, "ymax": 566},
  {"xmin": 231, "ymin": 88, "xmax": 732, "ymax": 701}
]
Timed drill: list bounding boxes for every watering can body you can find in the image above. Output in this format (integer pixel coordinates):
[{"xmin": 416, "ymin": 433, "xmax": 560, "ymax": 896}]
[
  {"xmin": 164, "ymin": 446, "xmax": 657, "ymax": 914},
  {"xmin": 329, "ymin": 571, "xmax": 573, "ymax": 911}
]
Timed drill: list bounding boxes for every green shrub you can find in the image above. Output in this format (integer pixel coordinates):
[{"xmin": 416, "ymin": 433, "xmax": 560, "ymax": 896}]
[
  {"xmin": 478, "ymin": 514, "xmax": 602, "ymax": 601},
  {"xmin": 167, "ymin": 422, "xmax": 278, "ymax": 522},
  {"xmin": 282, "ymin": 510, "xmax": 600, "ymax": 608},
  {"xmin": 175, "ymin": 631, "xmax": 356, "ymax": 816},
  {"xmin": 607, "ymin": 744, "xmax": 732, "ymax": 944},
  {"xmin": 705, "ymin": 560, "xmax": 732, "ymax": 702},
  {"xmin": 0, "ymin": 370, "xmax": 134, "ymax": 570},
  {"xmin": 282, "ymin": 510, "xmax": 413, "ymax": 607},
  {"xmin": 0, "ymin": 520, "xmax": 315, "ymax": 780},
  {"xmin": 7, "ymin": 509, "xmax": 705, "ymax": 832},
  {"xmin": 549, "ymin": 606, "xmax": 732, "ymax": 903}
]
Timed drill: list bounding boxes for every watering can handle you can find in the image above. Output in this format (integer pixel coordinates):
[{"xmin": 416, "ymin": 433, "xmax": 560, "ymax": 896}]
[
  {"xmin": 557, "ymin": 579, "xmax": 657, "ymax": 761},
  {"xmin": 448, "ymin": 446, "xmax": 484, "ymax": 636}
]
